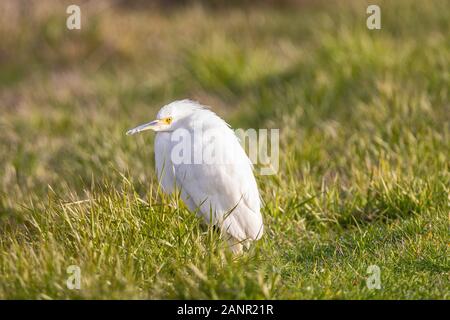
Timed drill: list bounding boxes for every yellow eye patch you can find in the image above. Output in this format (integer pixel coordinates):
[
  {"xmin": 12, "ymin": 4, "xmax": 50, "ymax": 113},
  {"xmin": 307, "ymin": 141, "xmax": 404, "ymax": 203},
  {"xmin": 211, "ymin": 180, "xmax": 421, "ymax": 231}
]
[{"xmin": 164, "ymin": 117, "xmax": 173, "ymax": 124}]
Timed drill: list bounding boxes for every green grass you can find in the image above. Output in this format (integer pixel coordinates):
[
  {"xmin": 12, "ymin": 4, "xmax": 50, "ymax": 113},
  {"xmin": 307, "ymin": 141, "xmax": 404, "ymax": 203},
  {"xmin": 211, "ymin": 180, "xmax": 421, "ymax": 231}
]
[{"xmin": 0, "ymin": 0, "xmax": 449, "ymax": 299}]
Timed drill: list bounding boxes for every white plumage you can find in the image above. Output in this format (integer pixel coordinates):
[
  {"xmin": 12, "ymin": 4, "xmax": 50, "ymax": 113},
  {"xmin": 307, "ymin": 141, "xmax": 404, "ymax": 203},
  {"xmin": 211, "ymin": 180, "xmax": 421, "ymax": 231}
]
[{"xmin": 127, "ymin": 100, "xmax": 263, "ymax": 254}]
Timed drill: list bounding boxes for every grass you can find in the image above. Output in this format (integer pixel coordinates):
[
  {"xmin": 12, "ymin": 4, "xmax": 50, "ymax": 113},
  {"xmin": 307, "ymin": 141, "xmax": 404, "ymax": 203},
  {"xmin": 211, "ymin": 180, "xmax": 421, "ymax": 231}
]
[{"xmin": 0, "ymin": 0, "xmax": 448, "ymax": 299}]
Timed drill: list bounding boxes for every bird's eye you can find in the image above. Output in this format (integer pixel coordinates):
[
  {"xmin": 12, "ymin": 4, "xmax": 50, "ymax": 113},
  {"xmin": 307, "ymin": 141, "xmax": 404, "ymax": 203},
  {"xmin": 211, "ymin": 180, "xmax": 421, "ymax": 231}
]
[{"xmin": 165, "ymin": 117, "xmax": 172, "ymax": 124}]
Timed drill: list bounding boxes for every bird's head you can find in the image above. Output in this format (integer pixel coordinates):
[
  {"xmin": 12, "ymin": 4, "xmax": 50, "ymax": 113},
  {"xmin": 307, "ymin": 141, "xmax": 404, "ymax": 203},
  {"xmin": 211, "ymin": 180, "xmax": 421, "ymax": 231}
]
[{"xmin": 126, "ymin": 99, "xmax": 206, "ymax": 135}]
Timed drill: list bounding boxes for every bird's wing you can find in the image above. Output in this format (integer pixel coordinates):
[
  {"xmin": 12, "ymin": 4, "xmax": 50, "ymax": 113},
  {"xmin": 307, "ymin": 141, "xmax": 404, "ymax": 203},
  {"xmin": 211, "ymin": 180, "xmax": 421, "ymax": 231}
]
[{"xmin": 171, "ymin": 127, "xmax": 263, "ymax": 241}]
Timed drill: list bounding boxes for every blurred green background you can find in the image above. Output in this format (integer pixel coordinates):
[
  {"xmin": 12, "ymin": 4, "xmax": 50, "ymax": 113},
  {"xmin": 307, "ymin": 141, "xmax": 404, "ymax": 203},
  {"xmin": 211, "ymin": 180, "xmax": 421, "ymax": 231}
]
[{"xmin": 0, "ymin": 0, "xmax": 448, "ymax": 299}]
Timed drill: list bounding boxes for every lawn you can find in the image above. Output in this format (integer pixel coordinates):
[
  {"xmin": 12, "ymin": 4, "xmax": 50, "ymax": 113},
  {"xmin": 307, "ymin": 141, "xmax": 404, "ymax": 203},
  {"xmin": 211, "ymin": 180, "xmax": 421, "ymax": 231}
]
[{"xmin": 0, "ymin": 0, "xmax": 448, "ymax": 299}]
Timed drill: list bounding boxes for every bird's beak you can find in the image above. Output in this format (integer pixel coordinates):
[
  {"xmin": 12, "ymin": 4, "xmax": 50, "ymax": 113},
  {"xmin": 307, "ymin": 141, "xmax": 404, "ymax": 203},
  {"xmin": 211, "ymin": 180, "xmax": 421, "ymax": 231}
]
[{"xmin": 126, "ymin": 120, "xmax": 162, "ymax": 135}]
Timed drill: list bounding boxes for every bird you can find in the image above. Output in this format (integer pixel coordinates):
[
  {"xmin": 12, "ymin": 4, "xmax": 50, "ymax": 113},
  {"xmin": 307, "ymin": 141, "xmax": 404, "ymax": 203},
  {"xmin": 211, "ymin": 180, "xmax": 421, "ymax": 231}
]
[{"xmin": 126, "ymin": 99, "xmax": 263, "ymax": 254}]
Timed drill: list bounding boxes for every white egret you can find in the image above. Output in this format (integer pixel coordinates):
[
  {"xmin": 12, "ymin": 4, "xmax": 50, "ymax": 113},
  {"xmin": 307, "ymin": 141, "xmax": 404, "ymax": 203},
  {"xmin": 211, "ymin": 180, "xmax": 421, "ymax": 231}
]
[{"xmin": 127, "ymin": 100, "xmax": 263, "ymax": 254}]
